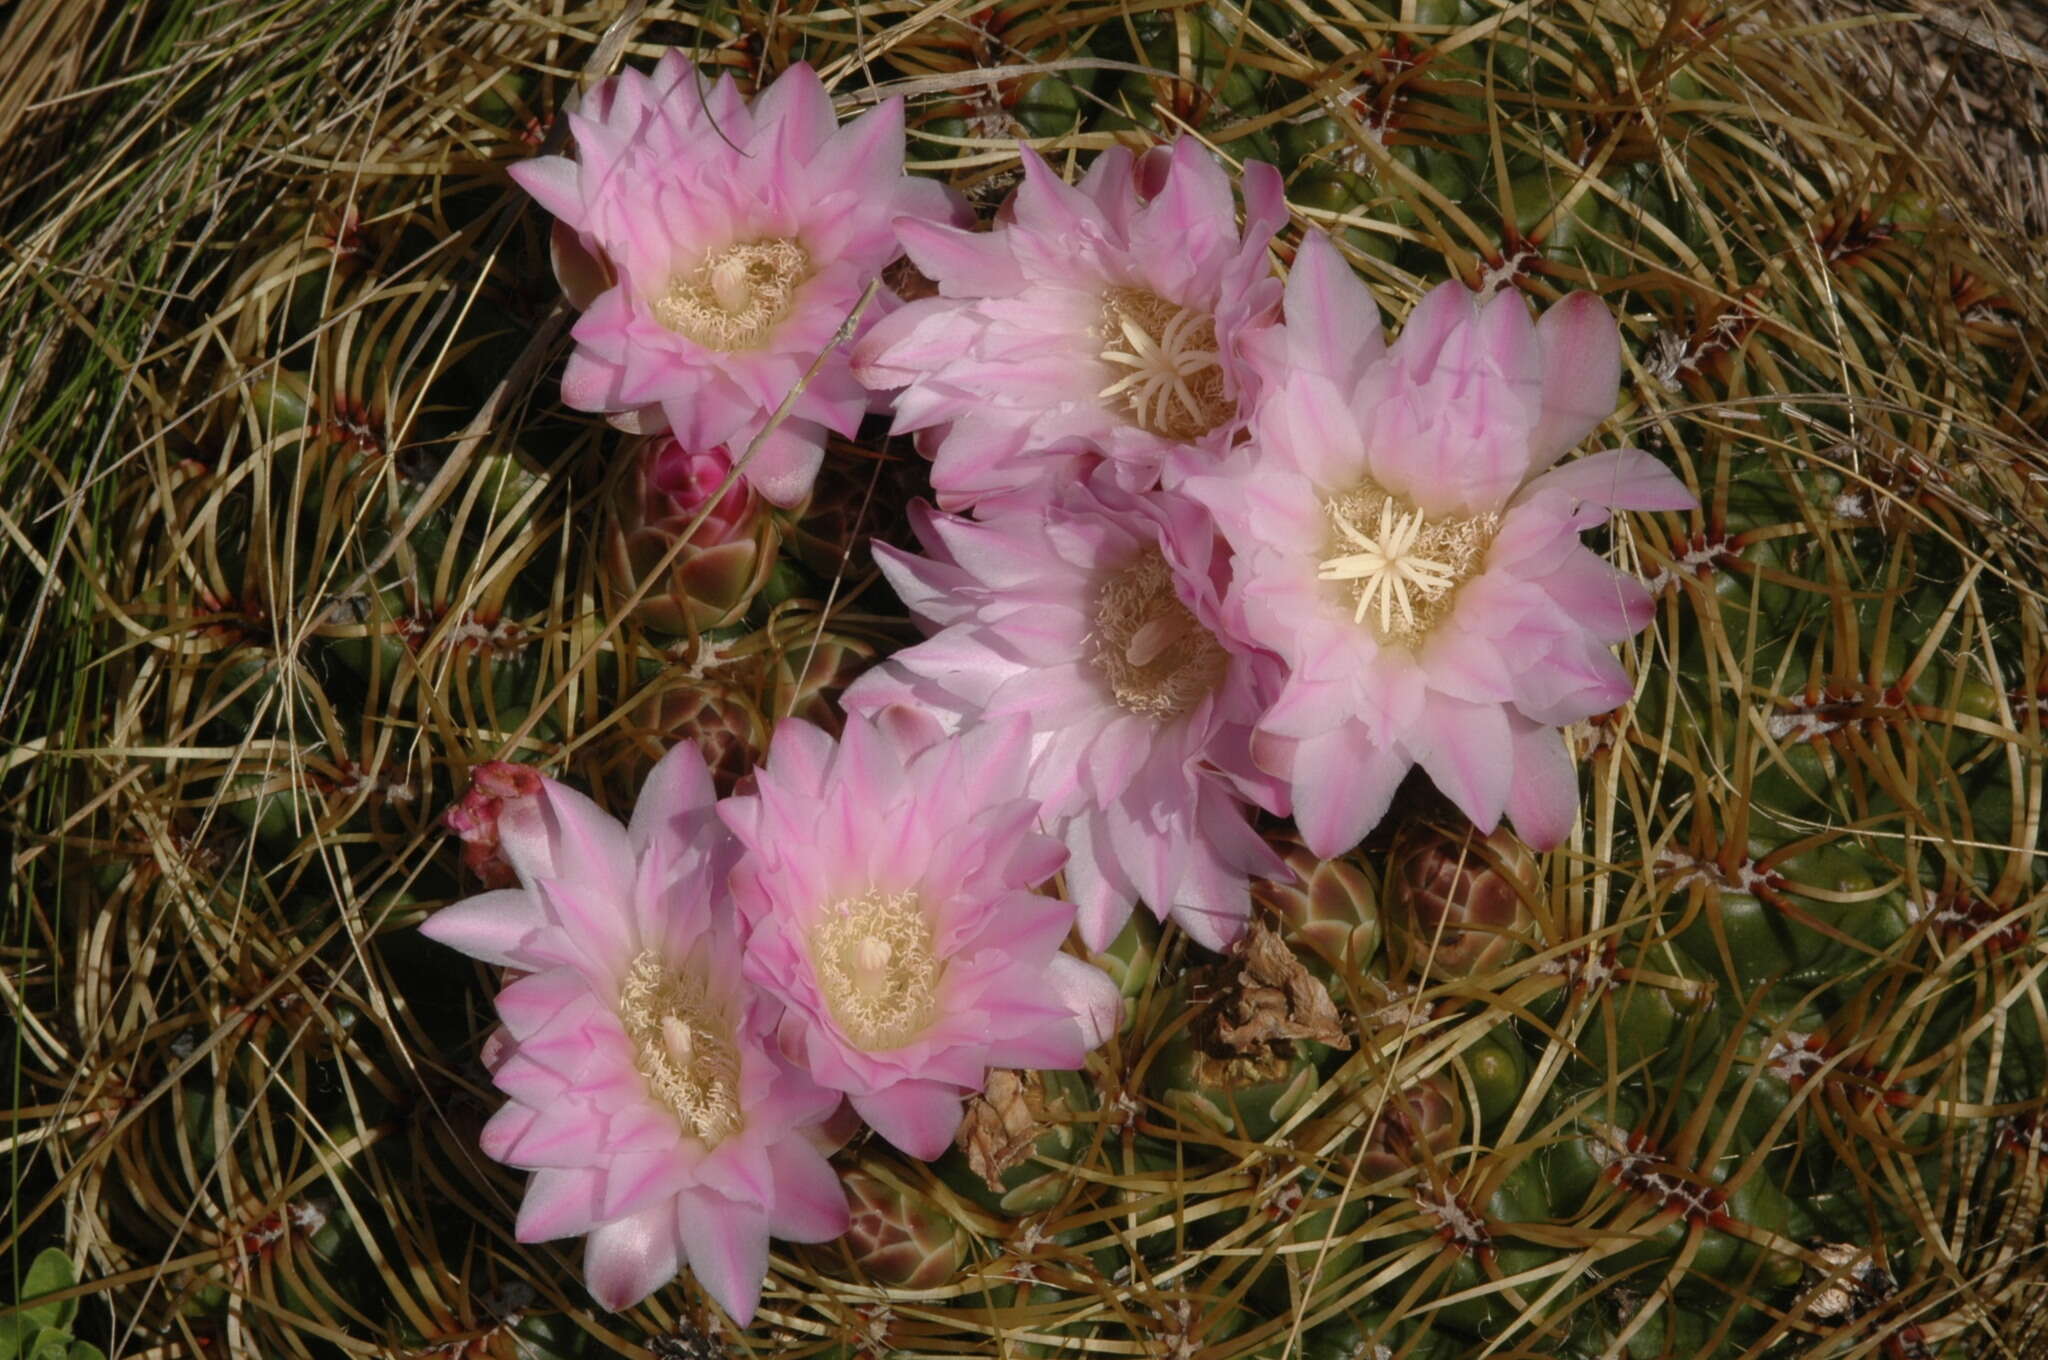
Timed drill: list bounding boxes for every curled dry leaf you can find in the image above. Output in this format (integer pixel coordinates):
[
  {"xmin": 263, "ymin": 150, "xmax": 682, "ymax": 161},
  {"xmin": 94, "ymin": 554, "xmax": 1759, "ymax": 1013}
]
[
  {"xmin": 1213, "ymin": 921, "xmax": 1352, "ymax": 1053},
  {"xmin": 882, "ymin": 253, "xmax": 940, "ymax": 305},
  {"xmin": 958, "ymin": 1068, "xmax": 1052, "ymax": 1192}
]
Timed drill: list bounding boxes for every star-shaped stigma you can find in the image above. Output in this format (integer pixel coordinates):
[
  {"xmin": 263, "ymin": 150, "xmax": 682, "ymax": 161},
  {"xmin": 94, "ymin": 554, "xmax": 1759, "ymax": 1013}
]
[
  {"xmin": 1097, "ymin": 289, "xmax": 1228, "ymax": 440},
  {"xmin": 1319, "ymin": 499, "xmax": 1460, "ymax": 635}
]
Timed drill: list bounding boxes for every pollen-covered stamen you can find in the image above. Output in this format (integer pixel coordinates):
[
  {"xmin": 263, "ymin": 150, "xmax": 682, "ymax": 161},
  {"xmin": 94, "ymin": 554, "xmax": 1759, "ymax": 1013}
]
[
  {"xmin": 1097, "ymin": 287, "xmax": 1229, "ymax": 440},
  {"xmin": 812, "ymin": 889, "xmax": 942, "ymax": 1051},
  {"xmin": 618, "ymin": 951, "xmax": 743, "ymax": 1145},
  {"xmin": 1090, "ymin": 548, "xmax": 1229, "ymax": 720},
  {"xmin": 1319, "ymin": 482, "xmax": 1497, "ymax": 645},
  {"xmin": 653, "ymin": 238, "xmax": 811, "ymax": 351}
]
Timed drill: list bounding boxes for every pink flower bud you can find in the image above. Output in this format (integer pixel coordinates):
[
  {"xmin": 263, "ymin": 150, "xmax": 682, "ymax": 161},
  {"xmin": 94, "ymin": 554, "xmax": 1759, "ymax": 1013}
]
[
  {"xmin": 642, "ymin": 438, "xmax": 753, "ymax": 547},
  {"xmin": 443, "ymin": 761, "xmax": 542, "ymax": 888},
  {"xmin": 605, "ymin": 437, "xmax": 777, "ymax": 635}
]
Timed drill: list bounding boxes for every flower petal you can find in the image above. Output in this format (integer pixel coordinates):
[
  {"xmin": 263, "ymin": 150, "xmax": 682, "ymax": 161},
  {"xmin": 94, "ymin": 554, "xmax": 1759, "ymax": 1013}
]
[
  {"xmin": 584, "ymin": 1199, "xmax": 683, "ymax": 1312},
  {"xmin": 534, "ymin": 878, "xmax": 639, "ymax": 976},
  {"xmin": 1046, "ymin": 952, "xmax": 1122, "ymax": 1052},
  {"xmin": 1283, "ymin": 231, "xmax": 1385, "ymax": 379},
  {"xmin": 851, "ymin": 1080, "xmax": 966, "ymax": 1161},
  {"xmin": 1291, "ymin": 728, "xmax": 1410, "ymax": 858},
  {"xmin": 895, "ymin": 217, "xmax": 1027, "ymax": 298},
  {"xmin": 1528, "ymin": 291, "xmax": 1622, "ymax": 470},
  {"xmin": 1538, "ymin": 548, "xmax": 1655, "ymax": 640},
  {"xmin": 1523, "ymin": 447, "xmax": 1696, "ymax": 511},
  {"xmin": 494, "ymin": 967, "xmax": 592, "ymax": 1041},
  {"xmin": 1505, "ymin": 719, "xmax": 1579, "ymax": 850},
  {"xmin": 516, "ymin": 1166, "xmax": 606, "ymax": 1242},
  {"xmin": 509, "ymin": 156, "xmax": 586, "ymax": 227},
  {"xmin": 764, "ymin": 1135, "xmax": 852, "ymax": 1243},
  {"xmin": 676, "ymin": 1188, "xmax": 772, "ymax": 1325},
  {"xmin": 736, "ymin": 418, "xmax": 828, "ymax": 509},
  {"xmin": 1261, "ymin": 371, "xmax": 1366, "ymax": 490},
  {"xmin": 627, "ymin": 743, "xmax": 718, "ymax": 856},
  {"xmin": 511, "ymin": 781, "xmax": 634, "ymax": 902},
  {"xmin": 1409, "ymin": 695, "xmax": 1513, "ymax": 832},
  {"xmin": 420, "ymin": 888, "xmax": 551, "ymax": 968},
  {"xmin": 750, "ymin": 61, "xmax": 837, "ymax": 161}
]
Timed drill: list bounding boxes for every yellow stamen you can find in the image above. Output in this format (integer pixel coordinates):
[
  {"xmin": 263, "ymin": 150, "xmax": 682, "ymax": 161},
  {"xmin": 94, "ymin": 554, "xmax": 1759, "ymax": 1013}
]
[
  {"xmin": 652, "ymin": 238, "xmax": 811, "ymax": 351},
  {"xmin": 618, "ymin": 951, "xmax": 743, "ymax": 1145},
  {"xmin": 1318, "ymin": 483, "xmax": 1496, "ymax": 645},
  {"xmin": 1090, "ymin": 548, "xmax": 1228, "ymax": 719},
  {"xmin": 1097, "ymin": 287, "xmax": 1229, "ymax": 440},
  {"xmin": 812, "ymin": 890, "xmax": 942, "ymax": 1051}
]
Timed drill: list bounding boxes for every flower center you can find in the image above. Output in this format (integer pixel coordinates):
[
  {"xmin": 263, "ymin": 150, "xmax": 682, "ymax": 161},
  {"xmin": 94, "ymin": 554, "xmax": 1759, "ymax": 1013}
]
[
  {"xmin": 811, "ymin": 889, "xmax": 942, "ymax": 1051},
  {"xmin": 1090, "ymin": 548, "xmax": 1228, "ymax": 720},
  {"xmin": 1318, "ymin": 482, "xmax": 1496, "ymax": 646},
  {"xmin": 1097, "ymin": 287, "xmax": 1229, "ymax": 441},
  {"xmin": 652, "ymin": 238, "xmax": 811, "ymax": 351},
  {"xmin": 617, "ymin": 950, "xmax": 743, "ymax": 1146}
]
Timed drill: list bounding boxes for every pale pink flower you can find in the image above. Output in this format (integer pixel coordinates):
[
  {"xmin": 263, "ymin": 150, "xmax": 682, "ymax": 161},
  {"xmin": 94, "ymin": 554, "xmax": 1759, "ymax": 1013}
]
[
  {"xmin": 510, "ymin": 58, "xmax": 959, "ymax": 506},
  {"xmin": 1183, "ymin": 234, "xmax": 1696, "ymax": 857},
  {"xmin": 851, "ymin": 138, "xmax": 1286, "ymax": 510},
  {"xmin": 421, "ymin": 747, "xmax": 848, "ymax": 1322},
  {"xmin": 842, "ymin": 479, "xmax": 1287, "ymax": 953},
  {"xmin": 720, "ymin": 710, "xmax": 1121, "ymax": 1160}
]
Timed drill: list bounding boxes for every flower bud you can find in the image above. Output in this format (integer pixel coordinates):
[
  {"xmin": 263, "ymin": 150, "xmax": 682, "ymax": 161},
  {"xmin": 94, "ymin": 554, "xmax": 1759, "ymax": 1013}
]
[
  {"xmin": 442, "ymin": 761, "xmax": 542, "ymax": 888},
  {"xmin": 1384, "ymin": 821, "xmax": 1539, "ymax": 979},
  {"xmin": 1358, "ymin": 1077, "xmax": 1461, "ymax": 1185},
  {"xmin": 604, "ymin": 437, "xmax": 776, "ymax": 634},
  {"xmin": 644, "ymin": 683, "xmax": 768, "ymax": 797},
  {"xmin": 1252, "ymin": 832, "xmax": 1381, "ymax": 986},
  {"xmin": 840, "ymin": 1169, "xmax": 963, "ymax": 1289}
]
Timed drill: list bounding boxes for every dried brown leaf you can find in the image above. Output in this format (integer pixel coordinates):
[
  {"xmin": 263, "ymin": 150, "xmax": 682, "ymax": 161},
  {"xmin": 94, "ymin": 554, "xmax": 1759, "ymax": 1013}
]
[
  {"xmin": 957, "ymin": 1068, "xmax": 1049, "ymax": 1191},
  {"xmin": 1212, "ymin": 921, "xmax": 1351, "ymax": 1052}
]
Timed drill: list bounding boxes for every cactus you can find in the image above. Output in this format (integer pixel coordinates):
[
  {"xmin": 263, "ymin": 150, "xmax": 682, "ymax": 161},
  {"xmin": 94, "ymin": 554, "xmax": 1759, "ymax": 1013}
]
[{"xmin": 6, "ymin": 2, "xmax": 2043, "ymax": 1357}]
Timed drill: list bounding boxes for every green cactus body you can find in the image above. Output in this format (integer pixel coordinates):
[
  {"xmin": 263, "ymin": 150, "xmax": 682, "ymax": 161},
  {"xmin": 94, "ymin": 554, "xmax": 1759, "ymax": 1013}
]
[{"xmin": 1148, "ymin": 1022, "xmax": 1324, "ymax": 1143}]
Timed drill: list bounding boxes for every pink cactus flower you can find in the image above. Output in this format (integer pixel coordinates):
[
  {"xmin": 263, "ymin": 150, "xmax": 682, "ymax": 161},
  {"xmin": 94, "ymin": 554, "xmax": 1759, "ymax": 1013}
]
[
  {"xmin": 510, "ymin": 58, "xmax": 959, "ymax": 507},
  {"xmin": 720, "ymin": 710, "xmax": 1122, "ymax": 1160},
  {"xmin": 842, "ymin": 479, "xmax": 1287, "ymax": 953},
  {"xmin": 420, "ymin": 746, "xmax": 849, "ymax": 1322},
  {"xmin": 851, "ymin": 138, "xmax": 1287, "ymax": 510},
  {"xmin": 1183, "ymin": 234, "xmax": 1696, "ymax": 857}
]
